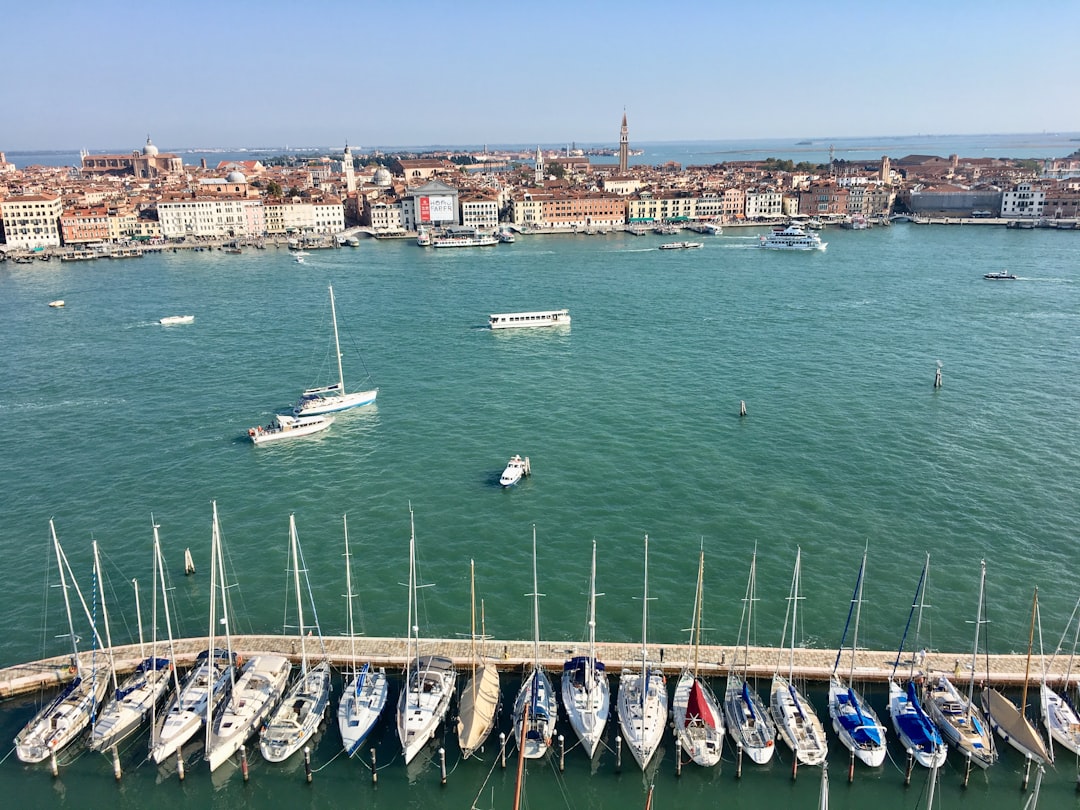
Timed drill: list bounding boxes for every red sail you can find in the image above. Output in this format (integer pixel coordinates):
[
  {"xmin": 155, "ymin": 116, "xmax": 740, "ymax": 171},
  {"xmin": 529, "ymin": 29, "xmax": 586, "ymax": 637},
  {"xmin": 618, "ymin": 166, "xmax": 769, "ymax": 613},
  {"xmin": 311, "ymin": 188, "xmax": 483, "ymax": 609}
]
[{"xmin": 685, "ymin": 679, "xmax": 716, "ymax": 728}]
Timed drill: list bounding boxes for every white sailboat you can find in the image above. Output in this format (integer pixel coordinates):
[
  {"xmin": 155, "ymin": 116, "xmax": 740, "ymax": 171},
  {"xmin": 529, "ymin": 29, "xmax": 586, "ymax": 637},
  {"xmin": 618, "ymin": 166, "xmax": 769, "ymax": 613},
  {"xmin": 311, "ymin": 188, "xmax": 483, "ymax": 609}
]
[
  {"xmin": 672, "ymin": 543, "xmax": 724, "ymax": 767},
  {"xmin": 561, "ymin": 539, "xmax": 610, "ymax": 759},
  {"xmin": 980, "ymin": 587, "xmax": 1052, "ymax": 765},
  {"xmin": 886, "ymin": 553, "xmax": 947, "ymax": 768},
  {"xmin": 512, "ymin": 526, "xmax": 558, "ymax": 759},
  {"xmin": 205, "ymin": 505, "xmax": 291, "ymax": 773},
  {"xmin": 337, "ymin": 514, "xmax": 388, "ymax": 758},
  {"xmin": 770, "ymin": 547, "xmax": 828, "ymax": 767},
  {"xmin": 923, "ymin": 559, "xmax": 997, "ymax": 769},
  {"xmin": 617, "ymin": 535, "xmax": 668, "ymax": 770},
  {"xmin": 828, "ymin": 548, "xmax": 888, "ymax": 767},
  {"xmin": 90, "ymin": 522, "xmax": 175, "ymax": 751},
  {"xmin": 260, "ymin": 514, "xmax": 333, "ymax": 763},
  {"xmin": 724, "ymin": 548, "xmax": 776, "ymax": 765},
  {"xmin": 457, "ymin": 559, "xmax": 500, "ymax": 759},
  {"xmin": 1039, "ymin": 594, "xmax": 1080, "ymax": 755},
  {"xmin": 396, "ymin": 507, "xmax": 457, "ymax": 764},
  {"xmin": 292, "ymin": 284, "xmax": 378, "ymax": 416},
  {"xmin": 14, "ymin": 521, "xmax": 112, "ymax": 763}
]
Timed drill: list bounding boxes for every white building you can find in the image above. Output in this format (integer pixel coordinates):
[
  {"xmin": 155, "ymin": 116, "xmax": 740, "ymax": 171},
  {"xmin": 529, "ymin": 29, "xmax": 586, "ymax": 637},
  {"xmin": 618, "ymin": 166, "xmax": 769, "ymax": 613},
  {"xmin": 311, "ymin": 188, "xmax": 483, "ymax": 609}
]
[
  {"xmin": 744, "ymin": 188, "xmax": 784, "ymax": 219},
  {"xmin": 1, "ymin": 192, "xmax": 63, "ymax": 249},
  {"xmin": 157, "ymin": 196, "xmax": 261, "ymax": 238},
  {"xmin": 400, "ymin": 179, "xmax": 460, "ymax": 231},
  {"xmin": 365, "ymin": 198, "xmax": 405, "ymax": 233},
  {"xmin": 1000, "ymin": 182, "xmax": 1045, "ymax": 218},
  {"xmin": 312, "ymin": 197, "xmax": 345, "ymax": 233},
  {"xmin": 460, "ymin": 193, "xmax": 499, "ymax": 231}
]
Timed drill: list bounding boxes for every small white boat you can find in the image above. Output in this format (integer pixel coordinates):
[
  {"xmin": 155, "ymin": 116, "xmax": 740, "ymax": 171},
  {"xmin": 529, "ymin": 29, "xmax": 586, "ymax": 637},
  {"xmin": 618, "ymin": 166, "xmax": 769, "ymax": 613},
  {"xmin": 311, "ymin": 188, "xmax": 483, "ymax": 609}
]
[
  {"xmin": 659, "ymin": 241, "xmax": 703, "ymax": 250},
  {"xmin": 983, "ymin": 270, "xmax": 1017, "ymax": 280},
  {"xmin": 248, "ymin": 413, "xmax": 333, "ymax": 444},
  {"xmin": 489, "ymin": 309, "xmax": 570, "ymax": 330},
  {"xmin": 48, "ymin": 300, "xmax": 65, "ymax": 308},
  {"xmin": 159, "ymin": 315, "xmax": 194, "ymax": 325},
  {"xmin": 497, "ymin": 228, "xmax": 516, "ymax": 243},
  {"xmin": 500, "ymin": 454, "xmax": 530, "ymax": 487}
]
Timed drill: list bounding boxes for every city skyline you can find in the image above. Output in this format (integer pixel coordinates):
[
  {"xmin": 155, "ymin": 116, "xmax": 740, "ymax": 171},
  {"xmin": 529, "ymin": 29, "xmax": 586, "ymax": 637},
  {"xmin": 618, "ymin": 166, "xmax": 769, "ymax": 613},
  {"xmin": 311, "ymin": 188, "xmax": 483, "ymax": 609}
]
[{"xmin": 3, "ymin": 0, "xmax": 1079, "ymax": 151}]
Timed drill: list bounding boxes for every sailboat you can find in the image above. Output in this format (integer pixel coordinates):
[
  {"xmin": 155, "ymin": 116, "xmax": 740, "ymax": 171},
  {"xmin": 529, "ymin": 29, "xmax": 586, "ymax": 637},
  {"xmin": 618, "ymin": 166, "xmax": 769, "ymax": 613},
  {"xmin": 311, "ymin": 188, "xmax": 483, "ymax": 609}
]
[
  {"xmin": 90, "ymin": 523, "xmax": 174, "ymax": 752},
  {"xmin": 292, "ymin": 284, "xmax": 378, "ymax": 416},
  {"xmin": 1039, "ymin": 594, "xmax": 1080, "ymax": 755},
  {"xmin": 457, "ymin": 559, "xmax": 500, "ymax": 759},
  {"xmin": 260, "ymin": 514, "xmax": 333, "ymax": 763},
  {"xmin": 671, "ymin": 543, "xmax": 724, "ymax": 767},
  {"xmin": 396, "ymin": 507, "xmax": 457, "ymax": 765},
  {"xmin": 561, "ymin": 539, "xmax": 610, "ymax": 759},
  {"xmin": 770, "ymin": 547, "xmax": 828, "ymax": 767},
  {"xmin": 617, "ymin": 535, "xmax": 668, "ymax": 770},
  {"xmin": 828, "ymin": 548, "xmax": 888, "ymax": 767},
  {"xmin": 149, "ymin": 504, "xmax": 235, "ymax": 764},
  {"xmin": 923, "ymin": 559, "xmax": 997, "ymax": 769},
  {"xmin": 337, "ymin": 514, "xmax": 388, "ymax": 757},
  {"xmin": 980, "ymin": 587, "xmax": 1052, "ymax": 765},
  {"xmin": 887, "ymin": 553, "xmax": 947, "ymax": 768},
  {"xmin": 205, "ymin": 506, "xmax": 291, "ymax": 773},
  {"xmin": 14, "ymin": 521, "xmax": 112, "ymax": 763},
  {"xmin": 512, "ymin": 526, "xmax": 558, "ymax": 759},
  {"xmin": 723, "ymin": 548, "xmax": 776, "ymax": 765}
]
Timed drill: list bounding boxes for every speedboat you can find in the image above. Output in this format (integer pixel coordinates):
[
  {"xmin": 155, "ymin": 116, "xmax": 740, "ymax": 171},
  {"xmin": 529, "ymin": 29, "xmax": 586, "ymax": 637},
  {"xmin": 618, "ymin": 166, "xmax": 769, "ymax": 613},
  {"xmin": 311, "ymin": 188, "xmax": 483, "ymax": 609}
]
[
  {"xmin": 159, "ymin": 315, "xmax": 194, "ymax": 325},
  {"xmin": 500, "ymin": 454, "xmax": 530, "ymax": 486},
  {"xmin": 983, "ymin": 270, "xmax": 1017, "ymax": 280},
  {"xmin": 48, "ymin": 300, "xmax": 65, "ymax": 308},
  {"xmin": 248, "ymin": 413, "xmax": 333, "ymax": 444}
]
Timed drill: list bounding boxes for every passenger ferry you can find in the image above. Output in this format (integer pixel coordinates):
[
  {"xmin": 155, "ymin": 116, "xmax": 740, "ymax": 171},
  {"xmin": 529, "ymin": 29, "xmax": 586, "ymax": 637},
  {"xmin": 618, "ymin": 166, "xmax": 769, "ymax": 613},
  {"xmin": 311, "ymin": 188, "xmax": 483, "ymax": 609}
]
[
  {"xmin": 759, "ymin": 224, "xmax": 827, "ymax": 251},
  {"xmin": 431, "ymin": 226, "xmax": 498, "ymax": 248},
  {"xmin": 489, "ymin": 309, "xmax": 571, "ymax": 330},
  {"xmin": 659, "ymin": 241, "xmax": 703, "ymax": 250}
]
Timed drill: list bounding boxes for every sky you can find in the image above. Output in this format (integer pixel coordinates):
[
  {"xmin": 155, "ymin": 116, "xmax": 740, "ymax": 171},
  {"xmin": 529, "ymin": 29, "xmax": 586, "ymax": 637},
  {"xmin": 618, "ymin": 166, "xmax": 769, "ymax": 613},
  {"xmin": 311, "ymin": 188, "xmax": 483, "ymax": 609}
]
[{"xmin": 4, "ymin": 0, "xmax": 1079, "ymax": 152}]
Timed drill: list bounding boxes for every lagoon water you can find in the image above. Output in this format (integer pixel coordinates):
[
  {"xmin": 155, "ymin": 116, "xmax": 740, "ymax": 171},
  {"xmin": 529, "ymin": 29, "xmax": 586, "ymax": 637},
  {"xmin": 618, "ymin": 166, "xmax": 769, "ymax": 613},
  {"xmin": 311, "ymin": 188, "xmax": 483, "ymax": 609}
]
[{"xmin": 1, "ymin": 224, "xmax": 1079, "ymax": 807}]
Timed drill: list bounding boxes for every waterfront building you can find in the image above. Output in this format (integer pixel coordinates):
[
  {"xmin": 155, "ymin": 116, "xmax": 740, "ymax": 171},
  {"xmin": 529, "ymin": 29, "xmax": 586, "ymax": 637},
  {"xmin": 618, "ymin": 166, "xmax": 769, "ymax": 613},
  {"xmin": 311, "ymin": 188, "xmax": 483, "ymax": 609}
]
[
  {"xmin": 262, "ymin": 197, "xmax": 341, "ymax": 236},
  {"xmin": 157, "ymin": 195, "xmax": 263, "ymax": 239},
  {"xmin": 60, "ymin": 206, "xmax": 111, "ymax": 245},
  {"xmin": 0, "ymin": 191, "xmax": 63, "ymax": 249},
  {"xmin": 459, "ymin": 190, "xmax": 499, "ymax": 231},
  {"xmin": 627, "ymin": 190, "xmax": 698, "ymax": 223},
  {"xmin": 744, "ymin": 187, "xmax": 784, "ymax": 219},
  {"xmin": 509, "ymin": 190, "xmax": 623, "ymax": 230},
  {"xmin": 1001, "ymin": 182, "xmax": 1046, "ymax": 218},
  {"xmin": 401, "ymin": 179, "xmax": 460, "ymax": 231},
  {"xmin": 904, "ymin": 183, "xmax": 1003, "ymax": 217},
  {"xmin": 80, "ymin": 136, "xmax": 183, "ymax": 179},
  {"xmin": 1042, "ymin": 183, "xmax": 1080, "ymax": 219},
  {"xmin": 363, "ymin": 197, "xmax": 405, "ymax": 233},
  {"xmin": 798, "ymin": 181, "xmax": 850, "ymax": 217},
  {"xmin": 312, "ymin": 196, "xmax": 345, "ymax": 233}
]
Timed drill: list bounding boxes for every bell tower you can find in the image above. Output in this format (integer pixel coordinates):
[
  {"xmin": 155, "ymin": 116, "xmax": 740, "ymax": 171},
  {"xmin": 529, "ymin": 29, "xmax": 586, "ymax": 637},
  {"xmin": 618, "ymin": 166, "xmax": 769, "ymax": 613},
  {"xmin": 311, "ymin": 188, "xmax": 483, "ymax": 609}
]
[{"xmin": 618, "ymin": 110, "xmax": 629, "ymax": 174}]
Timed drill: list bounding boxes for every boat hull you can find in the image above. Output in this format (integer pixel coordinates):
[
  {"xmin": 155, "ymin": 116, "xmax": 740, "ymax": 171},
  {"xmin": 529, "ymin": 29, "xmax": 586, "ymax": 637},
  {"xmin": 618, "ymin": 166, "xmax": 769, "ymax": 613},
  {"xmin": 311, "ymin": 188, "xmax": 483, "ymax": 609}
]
[
  {"xmin": 260, "ymin": 661, "xmax": 332, "ymax": 763},
  {"xmin": 15, "ymin": 667, "xmax": 112, "ymax": 763},
  {"xmin": 672, "ymin": 671, "xmax": 724, "ymax": 767},
  {"xmin": 770, "ymin": 674, "xmax": 828, "ymax": 766},
  {"xmin": 206, "ymin": 654, "xmax": 291, "ymax": 772},
  {"xmin": 617, "ymin": 667, "xmax": 668, "ymax": 769},
  {"xmin": 396, "ymin": 656, "xmax": 456, "ymax": 765},
  {"xmin": 923, "ymin": 675, "xmax": 997, "ymax": 769},
  {"xmin": 887, "ymin": 679, "xmax": 947, "ymax": 768},
  {"xmin": 1041, "ymin": 683, "xmax": 1080, "ymax": 756},
  {"xmin": 723, "ymin": 674, "xmax": 776, "ymax": 765},
  {"xmin": 293, "ymin": 388, "xmax": 378, "ymax": 417},
  {"xmin": 338, "ymin": 665, "xmax": 389, "ymax": 757},
  {"xmin": 89, "ymin": 659, "xmax": 173, "ymax": 752},
  {"xmin": 458, "ymin": 663, "xmax": 501, "ymax": 759},
  {"xmin": 828, "ymin": 677, "xmax": 887, "ymax": 767},
  {"xmin": 981, "ymin": 687, "xmax": 1051, "ymax": 765},
  {"xmin": 561, "ymin": 657, "xmax": 609, "ymax": 759},
  {"xmin": 512, "ymin": 668, "xmax": 558, "ymax": 759}
]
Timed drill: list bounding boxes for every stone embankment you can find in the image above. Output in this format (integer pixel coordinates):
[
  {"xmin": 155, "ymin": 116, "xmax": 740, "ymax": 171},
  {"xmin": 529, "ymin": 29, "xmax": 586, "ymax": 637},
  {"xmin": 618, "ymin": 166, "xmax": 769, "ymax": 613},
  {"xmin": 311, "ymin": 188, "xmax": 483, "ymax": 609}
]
[{"xmin": 0, "ymin": 636, "xmax": 1060, "ymax": 699}]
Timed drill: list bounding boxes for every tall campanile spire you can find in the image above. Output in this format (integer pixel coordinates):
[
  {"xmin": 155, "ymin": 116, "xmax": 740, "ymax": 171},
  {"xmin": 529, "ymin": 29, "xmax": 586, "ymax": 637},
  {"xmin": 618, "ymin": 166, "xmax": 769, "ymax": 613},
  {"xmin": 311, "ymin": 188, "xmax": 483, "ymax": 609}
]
[{"xmin": 618, "ymin": 110, "xmax": 629, "ymax": 174}]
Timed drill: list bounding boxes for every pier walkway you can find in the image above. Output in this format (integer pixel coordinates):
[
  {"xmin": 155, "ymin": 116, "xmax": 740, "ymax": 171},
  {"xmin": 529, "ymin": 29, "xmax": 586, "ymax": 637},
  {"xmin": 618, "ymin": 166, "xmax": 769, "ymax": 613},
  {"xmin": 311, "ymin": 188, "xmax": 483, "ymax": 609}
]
[{"xmin": 0, "ymin": 636, "xmax": 1061, "ymax": 699}]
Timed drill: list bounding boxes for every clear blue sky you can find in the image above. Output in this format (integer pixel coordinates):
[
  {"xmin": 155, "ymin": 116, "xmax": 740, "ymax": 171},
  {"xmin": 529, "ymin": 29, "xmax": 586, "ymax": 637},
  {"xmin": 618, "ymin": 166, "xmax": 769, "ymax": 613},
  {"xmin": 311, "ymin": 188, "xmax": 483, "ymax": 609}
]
[{"xmin": 4, "ymin": 0, "xmax": 1078, "ymax": 151}]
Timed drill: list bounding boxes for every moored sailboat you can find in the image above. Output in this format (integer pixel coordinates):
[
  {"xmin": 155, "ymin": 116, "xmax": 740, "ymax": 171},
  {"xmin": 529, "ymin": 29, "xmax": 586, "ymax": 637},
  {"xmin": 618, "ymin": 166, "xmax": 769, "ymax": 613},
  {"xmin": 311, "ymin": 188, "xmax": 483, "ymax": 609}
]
[
  {"xmin": 561, "ymin": 539, "xmax": 610, "ymax": 759},
  {"xmin": 724, "ymin": 547, "xmax": 776, "ymax": 765},
  {"xmin": 292, "ymin": 284, "xmax": 378, "ymax": 416},
  {"xmin": 671, "ymin": 543, "xmax": 724, "ymax": 767},
  {"xmin": 260, "ymin": 514, "xmax": 333, "ymax": 763},
  {"xmin": 1039, "ymin": 594, "xmax": 1080, "ymax": 755},
  {"xmin": 770, "ymin": 547, "xmax": 828, "ymax": 767},
  {"xmin": 512, "ymin": 526, "xmax": 558, "ymax": 759},
  {"xmin": 828, "ymin": 548, "xmax": 888, "ymax": 767},
  {"xmin": 617, "ymin": 535, "xmax": 668, "ymax": 770},
  {"xmin": 336, "ymin": 514, "xmax": 388, "ymax": 757},
  {"xmin": 457, "ymin": 559, "xmax": 500, "ymax": 759}
]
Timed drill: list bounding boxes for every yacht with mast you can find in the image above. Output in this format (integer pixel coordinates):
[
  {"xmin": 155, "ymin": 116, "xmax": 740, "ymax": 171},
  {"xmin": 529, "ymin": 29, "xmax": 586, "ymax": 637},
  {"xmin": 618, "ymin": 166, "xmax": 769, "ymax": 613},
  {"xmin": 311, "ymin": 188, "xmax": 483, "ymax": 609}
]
[
  {"xmin": 457, "ymin": 559, "xmax": 500, "ymax": 759},
  {"xmin": 512, "ymin": 526, "xmax": 558, "ymax": 759},
  {"xmin": 561, "ymin": 540, "xmax": 610, "ymax": 759},
  {"xmin": 1040, "ymin": 594, "xmax": 1080, "ymax": 755}
]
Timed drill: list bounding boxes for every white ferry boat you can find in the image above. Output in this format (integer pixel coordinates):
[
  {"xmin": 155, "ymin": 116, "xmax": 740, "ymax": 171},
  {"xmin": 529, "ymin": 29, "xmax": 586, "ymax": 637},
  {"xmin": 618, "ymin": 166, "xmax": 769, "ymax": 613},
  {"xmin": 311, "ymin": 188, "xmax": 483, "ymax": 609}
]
[
  {"xmin": 759, "ymin": 225, "xmax": 827, "ymax": 251},
  {"xmin": 659, "ymin": 241, "xmax": 703, "ymax": 250},
  {"xmin": 432, "ymin": 226, "xmax": 498, "ymax": 248},
  {"xmin": 489, "ymin": 309, "xmax": 571, "ymax": 330}
]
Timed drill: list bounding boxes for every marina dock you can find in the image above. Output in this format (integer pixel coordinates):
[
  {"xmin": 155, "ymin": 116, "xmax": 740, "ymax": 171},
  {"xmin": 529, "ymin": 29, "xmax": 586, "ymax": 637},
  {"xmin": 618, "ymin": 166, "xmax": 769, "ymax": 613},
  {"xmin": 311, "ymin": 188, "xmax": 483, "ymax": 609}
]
[{"xmin": 0, "ymin": 635, "xmax": 1060, "ymax": 700}]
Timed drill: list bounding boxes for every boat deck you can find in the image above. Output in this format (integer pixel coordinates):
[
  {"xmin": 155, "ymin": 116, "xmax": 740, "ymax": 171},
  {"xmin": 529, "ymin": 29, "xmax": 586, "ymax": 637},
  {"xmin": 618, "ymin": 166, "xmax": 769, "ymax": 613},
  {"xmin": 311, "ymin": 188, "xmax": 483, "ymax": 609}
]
[{"xmin": 0, "ymin": 636, "xmax": 1057, "ymax": 699}]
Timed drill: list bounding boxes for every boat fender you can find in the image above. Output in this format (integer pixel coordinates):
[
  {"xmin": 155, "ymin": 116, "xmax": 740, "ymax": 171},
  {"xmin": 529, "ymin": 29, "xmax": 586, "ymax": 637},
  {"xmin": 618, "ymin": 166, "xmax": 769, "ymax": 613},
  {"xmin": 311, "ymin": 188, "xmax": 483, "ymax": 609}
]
[
  {"xmin": 236, "ymin": 655, "xmax": 244, "ymax": 668},
  {"xmin": 67, "ymin": 664, "xmax": 77, "ymax": 676},
  {"xmin": 248, "ymin": 428, "xmax": 256, "ymax": 437}
]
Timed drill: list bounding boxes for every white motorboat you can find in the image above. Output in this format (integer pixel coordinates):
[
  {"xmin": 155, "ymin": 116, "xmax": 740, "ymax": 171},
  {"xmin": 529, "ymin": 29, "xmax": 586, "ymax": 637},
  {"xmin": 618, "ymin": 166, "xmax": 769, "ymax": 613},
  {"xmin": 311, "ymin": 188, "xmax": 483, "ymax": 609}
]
[
  {"xmin": 497, "ymin": 228, "xmax": 516, "ymax": 243},
  {"xmin": 337, "ymin": 514, "xmax": 388, "ymax": 757},
  {"xmin": 159, "ymin": 315, "xmax": 194, "ymax": 325},
  {"xmin": 500, "ymin": 454, "xmax": 530, "ymax": 487},
  {"xmin": 983, "ymin": 270, "xmax": 1017, "ymax": 280},
  {"xmin": 293, "ymin": 285, "xmax": 378, "ymax": 416},
  {"xmin": 415, "ymin": 228, "xmax": 432, "ymax": 246},
  {"xmin": 760, "ymin": 224, "xmax": 827, "ymax": 251},
  {"xmin": 48, "ymin": 300, "xmax": 66, "ymax": 308},
  {"xmin": 617, "ymin": 536, "xmax": 668, "ymax": 769},
  {"xmin": 512, "ymin": 527, "xmax": 558, "ymax": 759},
  {"xmin": 489, "ymin": 309, "xmax": 571, "ymax": 330},
  {"xmin": 14, "ymin": 521, "xmax": 112, "ymax": 764},
  {"xmin": 260, "ymin": 515, "xmax": 333, "ymax": 763},
  {"xmin": 561, "ymin": 540, "xmax": 609, "ymax": 759},
  {"xmin": 206, "ymin": 654, "xmax": 291, "ymax": 771},
  {"xmin": 659, "ymin": 241, "xmax": 703, "ymax": 250},
  {"xmin": 672, "ymin": 545, "xmax": 724, "ymax": 767},
  {"xmin": 248, "ymin": 412, "xmax": 333, "ymax": 444},
  {"xmin": 396, "ymin": 508, "xmax": 457, "ymax": 764}
]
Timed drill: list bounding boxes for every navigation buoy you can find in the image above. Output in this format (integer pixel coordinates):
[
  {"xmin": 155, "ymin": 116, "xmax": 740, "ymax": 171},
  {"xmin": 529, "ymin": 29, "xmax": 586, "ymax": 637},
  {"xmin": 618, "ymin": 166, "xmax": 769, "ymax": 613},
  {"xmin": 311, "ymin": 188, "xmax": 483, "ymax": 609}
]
[{"xmin": 739, "ymin": 400, "xmax": 747, "ymax": 417}]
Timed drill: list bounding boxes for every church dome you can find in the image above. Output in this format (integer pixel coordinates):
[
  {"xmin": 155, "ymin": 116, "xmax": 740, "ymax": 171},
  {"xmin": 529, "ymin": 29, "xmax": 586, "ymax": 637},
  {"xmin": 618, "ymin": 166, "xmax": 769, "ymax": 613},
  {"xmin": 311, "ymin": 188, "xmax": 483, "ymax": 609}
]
[
  {"xmin": 373, "ymin": 167, "xmax": 392, "ymax": 186},
  {"xmin": 225, "ymin": 170, "xmax": 246, "ymax": 183},
  {"xmin": 142, "ymin": 136, "xmax": 159, "ymax": 156}
]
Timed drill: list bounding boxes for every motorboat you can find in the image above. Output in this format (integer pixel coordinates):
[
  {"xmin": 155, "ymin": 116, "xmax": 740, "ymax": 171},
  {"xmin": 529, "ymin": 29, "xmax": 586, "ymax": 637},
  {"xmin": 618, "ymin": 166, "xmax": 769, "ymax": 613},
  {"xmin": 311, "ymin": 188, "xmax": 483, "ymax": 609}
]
[
  {"xmin": 48, "ymin": 300, "xmax": 65, "ymax": 308},
  {"xmin": 760, "ymin": 224, "xmax": 827, "ymax": 251},
  {"xmin": 497, "ymin": 228, "xmax": 516, "ymax": 243},
  {"xmin": 248, "ymin": 413, "xmax": 333, "ymax": 444},
  {"xmin": 500, "ymin": 455, "xmax": 530, "ymax": 487},
  {"xmin": 159, "ymin": 315, "xmax": 194, "ymax": 325},
  {"xmin": 489, "ymin": 309, "xmax": 570, "ymax": 330},
  {"xmin": 659, "ymin": 242, "xmax": 703, "ymax": 250},
  {"xmin": 983, "ymin": 270, "xmax": 1017, "ymax": 280}
]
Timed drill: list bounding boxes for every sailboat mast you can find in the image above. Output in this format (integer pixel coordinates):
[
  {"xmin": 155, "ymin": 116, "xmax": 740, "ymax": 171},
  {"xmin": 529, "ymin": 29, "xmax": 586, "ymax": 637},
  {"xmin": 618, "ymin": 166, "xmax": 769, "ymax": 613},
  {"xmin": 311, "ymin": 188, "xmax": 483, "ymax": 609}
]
[
  {"xmin": 343, "ymin": 514, "xmax": 356, "ymax": 678},
  {"xmin": 153, "ymin": 521, "xmax": 181, "ymax": 695},
  {"xmin": 532, "ymin": 527, "xmax": 541, "ymax": 666},
  {"xmin": 206, "ymin": 502, "xmax": 219, "ymax": 750},
  {"xmin": 329, "ymin": 285, "xmax": 346, "ymax": 393},
  {"xmin": 967, "ymin": 560, "xmax": 986, "ymax": 705},
  {"xmin": 693, "ymin": 546, "xmax": 704, "ymax": 676},
  {"xmin": 1021, "ymin": 588, "xmax": 1038, "ymax": 716},
  {"xmin": 406, "ymin": 507, "xmax": 416, "ymax": 681},
  {"xmin": 849, "ymin": 550, "xmax": 866, "ymax": 684},
  {"xmin": 642, "ymin": 535, "xmax": 650, "ymax": 699},
  {"xmin": 93, "ymin": 540, "xmax": 119, "ymax": 694},
  {"xmin": 134, "ymin": 578, "xmax": 145, "ymax": 660},
  {"xmin": 788, "ymin": 548, "xmax": 801, "ymax": 681},
  {"xmin": 744, "ymin": 550, "xmax": 756, "ymax": 679},
  {"xmin": 911, "ymin": 553, "xmax": 930, "ymax": 681},
  {"xmin": 588, "ymin": 539, "xmax": 598, "ymax": 682},
  {"xmin": 290, "ymin": 515, "xmax": 308, "ymax": 675},
  {"xmin": 50, "ymin": 520, "xmax": 80, "ymax": 671},
  {"xmin": 469, "ymin": 559, "xmax": 477, "ymax": 701}
]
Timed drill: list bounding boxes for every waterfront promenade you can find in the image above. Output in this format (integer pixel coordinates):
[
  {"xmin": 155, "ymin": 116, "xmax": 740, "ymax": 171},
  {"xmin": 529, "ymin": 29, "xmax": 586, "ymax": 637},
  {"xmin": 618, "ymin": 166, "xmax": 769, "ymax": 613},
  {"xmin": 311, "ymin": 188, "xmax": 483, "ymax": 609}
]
[{"xmin": 0, "ymin": 634, "xmax": 1059, "ymax": 700}]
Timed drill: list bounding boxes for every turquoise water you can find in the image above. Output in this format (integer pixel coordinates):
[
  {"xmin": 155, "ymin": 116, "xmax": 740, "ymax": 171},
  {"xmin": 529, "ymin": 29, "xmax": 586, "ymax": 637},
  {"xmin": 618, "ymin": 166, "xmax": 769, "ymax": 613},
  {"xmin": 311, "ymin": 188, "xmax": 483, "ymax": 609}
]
[{"xmin": 1, "ymin": 225, "xmax": 1079, "ymax": 807}]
